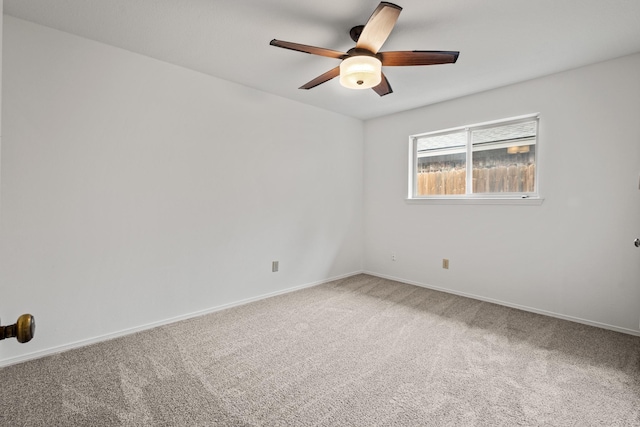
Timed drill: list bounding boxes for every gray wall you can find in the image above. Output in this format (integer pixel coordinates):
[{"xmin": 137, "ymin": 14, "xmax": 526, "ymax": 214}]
[
  {"xmin": 363, "ymin": 52, "xmax": 640, "ymax": 333},
  {"xmin": 0, "ymin": 17, "xmax": 364, "ymax": 365}
]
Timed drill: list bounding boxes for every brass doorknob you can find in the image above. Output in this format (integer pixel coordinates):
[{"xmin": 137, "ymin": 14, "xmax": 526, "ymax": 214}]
[{"xmin": 0, "ymin": 314, "xmax": 36, "ymax": 343}]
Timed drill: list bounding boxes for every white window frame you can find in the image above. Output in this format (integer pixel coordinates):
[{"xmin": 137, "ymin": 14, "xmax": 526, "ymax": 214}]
[{"xmin": 407, "ymin": 113, "xmax": 543, "ymax": 205}]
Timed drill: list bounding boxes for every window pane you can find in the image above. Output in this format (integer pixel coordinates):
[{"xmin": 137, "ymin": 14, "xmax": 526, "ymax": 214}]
[
  {"xmin": 471, "ymin": 121, "xmax": 536, "ymax": 194},
  {"xmin": 416, "ymin": 131, "xmax": 466, "ymax": 195},
  {"xmin": 409, "ymin": 115, "xmax": 539, "ymax": 200}
]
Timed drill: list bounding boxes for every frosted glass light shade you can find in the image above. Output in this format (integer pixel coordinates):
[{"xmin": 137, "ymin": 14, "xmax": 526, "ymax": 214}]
[{"xmin": 339, "ymin": 56, "xmax": 382, "ymax": 89}]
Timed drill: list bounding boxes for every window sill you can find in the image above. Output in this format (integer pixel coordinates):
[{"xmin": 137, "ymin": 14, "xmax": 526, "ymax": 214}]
[{"xmin": 405, "ymin": 197, "xmax": 544, "ymax": 206}]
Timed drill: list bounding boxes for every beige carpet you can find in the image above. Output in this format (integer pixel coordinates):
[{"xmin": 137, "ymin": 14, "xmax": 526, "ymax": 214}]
[{"xmin": 2, "ymin": 274, "xmax": 639, "ymax": 426}]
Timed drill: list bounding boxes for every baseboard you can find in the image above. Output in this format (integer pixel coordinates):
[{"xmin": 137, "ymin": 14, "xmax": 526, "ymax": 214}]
[
  {"xmin": 0, "ymin": 270, "xmax": 364, "ymax": 368},
  {"xmin": 364, "ymin": 271, "xmax": 640, "ymax": 337}
]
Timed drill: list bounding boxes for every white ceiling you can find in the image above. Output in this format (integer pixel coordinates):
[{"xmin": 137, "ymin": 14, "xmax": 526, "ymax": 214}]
[{"xmin": 4, "ymin": 0, "xmax": 640, "ymax": 120}]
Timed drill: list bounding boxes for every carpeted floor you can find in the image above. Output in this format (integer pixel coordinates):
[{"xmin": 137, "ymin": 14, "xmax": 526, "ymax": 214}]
[{"xmin": 2, "ymin": 274, "xmax": 640, "ymax": 426}]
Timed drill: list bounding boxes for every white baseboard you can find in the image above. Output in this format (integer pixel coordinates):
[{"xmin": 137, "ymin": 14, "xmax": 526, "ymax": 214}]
[
  {"xmin": 9, "ymin": 269, "xmax": 632, "ymax": 368},
  {"xmin": 0, "ymin": 271, "xmax": 364, "ymax": 368},
  {"xmin": 365, "ymin": 271, "xmax": 640, "ymax": 337}
]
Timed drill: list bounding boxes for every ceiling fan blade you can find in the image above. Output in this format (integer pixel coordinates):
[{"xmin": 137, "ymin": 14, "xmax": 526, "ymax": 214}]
[
  {"xmin": 270, "ymin": 39, "xmax": 346, "ymax": 59},
  {"xmin": 299, "ymin": 66, "xmax": 341, "ymax": 90},
  {"xmin": 379, "ymin": 50, "xmax": 460, "ymax": 66},
  {"xmin": 356, "ymin": 2, "xmax": 402, "ymax": 54},
  {"xmin": 372, "ymin": 73, "xmax": 393, "ymax": 96}
]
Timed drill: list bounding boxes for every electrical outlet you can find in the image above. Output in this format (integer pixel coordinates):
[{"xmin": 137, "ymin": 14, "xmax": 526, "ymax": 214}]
[
  {"xmin": 272, "ymin": 261, "xmax": 279, "ymax": 272},
  {"xmin": 442, "ymin": 259, "xmax": 449, "ymax": 269},
  {"xmin": 391, "ymin": 253, "xmax": 397, "ymax": 261}
]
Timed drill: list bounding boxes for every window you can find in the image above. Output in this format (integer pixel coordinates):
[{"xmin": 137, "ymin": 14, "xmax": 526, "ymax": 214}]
[{"xmin": 408, "ymin": 114, "xmax": 540, "ymax": 203}]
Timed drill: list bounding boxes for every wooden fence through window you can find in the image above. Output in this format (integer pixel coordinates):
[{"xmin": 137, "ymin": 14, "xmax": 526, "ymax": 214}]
[{"xmin": 417, "ymin": 164, "xmax": 535, "ymax": 195}]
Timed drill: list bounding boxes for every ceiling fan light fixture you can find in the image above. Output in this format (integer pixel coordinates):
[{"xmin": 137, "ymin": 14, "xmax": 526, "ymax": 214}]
[
  {"xmin": 270, "ymin": 2, "xmax": 459, "ymax": 96},
  {"xmin": 339, "ymin": 55, "xmax": 382, "ymax": 89}
]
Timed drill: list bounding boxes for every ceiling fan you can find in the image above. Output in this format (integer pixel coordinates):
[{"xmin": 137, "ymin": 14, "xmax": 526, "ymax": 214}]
[{"xmin": 270, "ymin": 2, "xmax": 459, "ymax": 96}]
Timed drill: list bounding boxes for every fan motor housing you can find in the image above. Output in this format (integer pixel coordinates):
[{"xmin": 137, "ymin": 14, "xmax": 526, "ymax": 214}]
[
  {"xmin": 345, "ymin": 47, "xmax": 380, "ymax": 60},
  {"xmin": 349, "ymin": 25, "xmax": 365, "ymax": 42}
]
